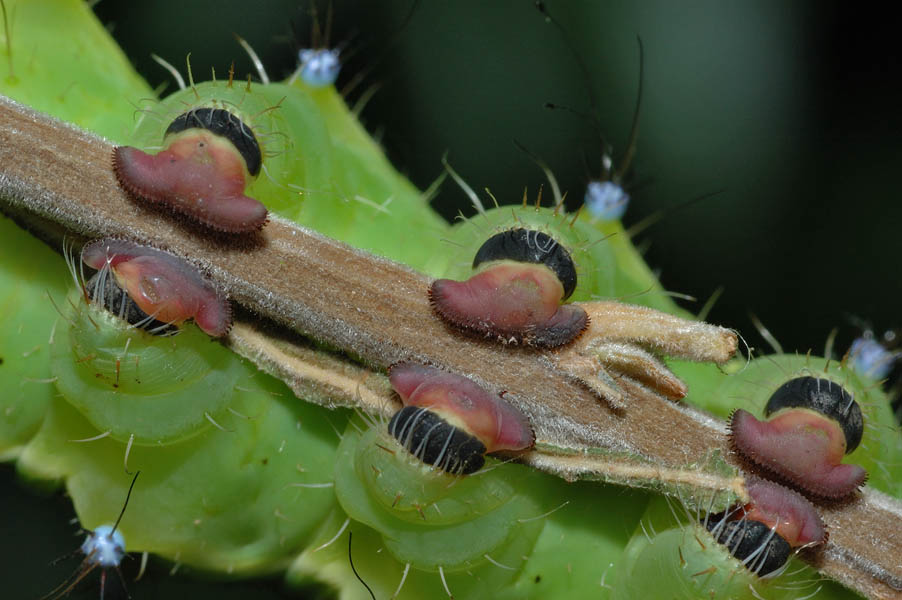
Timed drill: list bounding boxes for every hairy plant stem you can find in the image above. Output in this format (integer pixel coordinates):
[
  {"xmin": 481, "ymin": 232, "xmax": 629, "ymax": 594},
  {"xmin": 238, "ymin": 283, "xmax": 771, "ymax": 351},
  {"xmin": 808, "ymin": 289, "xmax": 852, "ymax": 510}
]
[{"xmin": 1, "ymin": 95, "xmax": 900, "ymax": 599}]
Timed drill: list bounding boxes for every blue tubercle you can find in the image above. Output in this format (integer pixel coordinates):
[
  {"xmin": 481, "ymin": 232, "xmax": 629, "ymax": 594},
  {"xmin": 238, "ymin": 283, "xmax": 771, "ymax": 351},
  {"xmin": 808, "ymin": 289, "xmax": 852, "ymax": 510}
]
[
  {"xmin": 81, "ymin": 525, "xmax": 126, "ymax": 568},
  {"xmin": 849, "ymin": 336, "xmax": 896, "ymax": 380},
  {"xmin": 297, "ymin": 48, "xmax": 341, "ymax": 87},
  {"xmin": 584, "ymin": 180, "xmax": 629, "ymax": 221}
]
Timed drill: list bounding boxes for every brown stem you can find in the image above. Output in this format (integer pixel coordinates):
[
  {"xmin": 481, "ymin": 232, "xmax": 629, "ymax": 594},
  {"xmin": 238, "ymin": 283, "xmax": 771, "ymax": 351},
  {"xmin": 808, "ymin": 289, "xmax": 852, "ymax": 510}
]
[{"xmin": 1, "ymin": 95, "xmax": 900, "ymax": 599}]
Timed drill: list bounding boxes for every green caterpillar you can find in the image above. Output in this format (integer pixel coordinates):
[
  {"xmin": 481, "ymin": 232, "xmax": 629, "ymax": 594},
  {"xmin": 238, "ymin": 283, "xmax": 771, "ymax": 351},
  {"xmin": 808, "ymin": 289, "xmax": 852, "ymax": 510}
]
[
  {"xmin": 288, "ymin": 412, "xmax": 657, "ymax": 599},
  {"xmin": 0, "ymin": 0, "xmax": 152, "ymax": 142},
  {"xmin": 0, "ymin": 212, "xmax": 351, "ymax": 580},
  {"xmin": 0, "ymin": 215, "xmax": 70, "ymax": 461},
  {"xmin": 20, "ymin": 353, "xmax": 345, "ymax": 574},
  {"xmin": 383, "ymin": 190, "xmax": 899, "ymax": 598},
  {"xmin": 611, "ymin": 495, "xmax": 851, "ymax": 600},
  {"xmin": 332, "ymin": 416, "xmax": 546, "ymax": 597},
  {"xmin": 703, "ymin": 354, "xmax": 902, "ymax": 499},
  {"xmin": 434, "ymin": 198, "xmax": 683, "ymax": 316},
  {"xmin": 3, "ymin": 1, "xmax": 898, "ymax": 599},
  {"xmin": 120, "ymin": 67, "xmax": 449, "ymax": 272},
  {"xmin": 50, "ymin": 286, "xmax": 240, "ymax": 446}
]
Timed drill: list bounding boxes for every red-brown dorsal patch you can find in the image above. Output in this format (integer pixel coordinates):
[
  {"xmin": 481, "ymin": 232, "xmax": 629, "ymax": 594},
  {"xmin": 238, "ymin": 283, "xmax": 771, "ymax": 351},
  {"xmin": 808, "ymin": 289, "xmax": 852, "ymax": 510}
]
[
  {"xmin": 388, "ymin": 362, "xmax": 535, "ymax": 453},
  {"xmin": 82, "ymin": 239, "xmax": 232, "ymax": 337},
  {"xmin": 729, "ymin": 408, "xmax": 867, "ymax": 499},
  {"xmin": 430, "ymin": 261, "xmax": 587, "ymax": 347},
  {"xmin": 742, "ymin": 477, "xmax": 827, "ymax": 547},
  {"xmin": 112, "ymin": 130, "xmax": 267, "ymax": 233}
]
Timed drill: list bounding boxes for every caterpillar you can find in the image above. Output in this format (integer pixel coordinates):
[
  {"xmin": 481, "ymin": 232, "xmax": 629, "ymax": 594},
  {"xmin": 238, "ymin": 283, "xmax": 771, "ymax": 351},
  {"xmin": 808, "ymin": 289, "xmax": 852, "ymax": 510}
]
[
  {"xmin": 320, "ymin": 362, "xmax": 543, "ymax": 597},
  {"xmin": 290, "ymin": 363, "xmax": 658, "ymax": 599},
  {"xmin": 21, "ymin": 320, "xmax": 348, "ymax": 574},
  {"xmin": 113, "ymin": 107, "xmax": 271, "ymax": 233},
  {"xmin": 610, "ymin": 493, "xmax": 851, "ymax": 600},
  {"xmin": 430, "ymin": 228, "xmax": 589, "ymax": 347},
  {"xmin": 294, "ymin": 421, "xmax": 663, "ymax": 600},
  {"xmin": 330, "ymin": 415, "xmax": 546, "ymax": 598},
  {"xmin": 46, "ymin": 240, "xmax": 244, "ymax": 446},
  {"xmin": 116, "ymin": 57, "xmax": 450, "ymax": 272},
  {"xmin": 433, "ymin": 193, "xmax": 683, "ymax": 316},
  {"xmin": 1, "ymin": 2, "xmax": 897, "ymax": 599},
  {"xmin": 4, "ymin": 228, "xmax": 347, "ymax": 573},
  {"xmin": 690, "ymin": 353, "xmax": 902, "ymax": 499},
  {"xmin": 730, "ymin": 375, "xmax": 867, "ymax": 499}
]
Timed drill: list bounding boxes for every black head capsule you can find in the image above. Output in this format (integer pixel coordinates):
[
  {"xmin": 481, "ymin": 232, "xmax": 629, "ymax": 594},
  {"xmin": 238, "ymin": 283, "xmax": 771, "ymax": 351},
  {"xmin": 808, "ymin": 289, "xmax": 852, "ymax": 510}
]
[
  {"xmin": 765, "ymin": 376, "xmax": 864, "ymax": 453},
  {"xmin": 165, "ymin": 107, "xmax": 262, "ymax": 177},
  {"xmin": 85, "ymin": 271, "xmax": 177, "ymax": 336},
  {"xmin": 705, "ymin": 518, "xmax": 791, "ymax": 577},
  {"xmin": 430, "ymin": 229, "xmax": 587, "ymax": 347},
  {"xmin": 472, "ymin": 229, "xmax": 578, "ymax": 299},
  {"xmin": 388, "ymin": 405, "xmax": 487, "ymax": 475}
]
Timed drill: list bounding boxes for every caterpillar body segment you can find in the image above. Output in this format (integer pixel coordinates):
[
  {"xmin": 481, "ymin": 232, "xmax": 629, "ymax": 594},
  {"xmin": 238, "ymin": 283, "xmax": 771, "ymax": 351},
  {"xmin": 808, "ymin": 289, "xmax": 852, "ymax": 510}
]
[
  {"xmin": 19, "ymin": 361, "xmax": 346, "ymax": 574},
  {"xmin": 0, "ymin": 0, "xmax": 154, "ymax": 142},
  {"xmin": 122, "ymin": 77, "xmax": 449, "ymax": 271},
  {"xmin": 0, "ymin": 216, "xmax": 71, "ymax": 460}
]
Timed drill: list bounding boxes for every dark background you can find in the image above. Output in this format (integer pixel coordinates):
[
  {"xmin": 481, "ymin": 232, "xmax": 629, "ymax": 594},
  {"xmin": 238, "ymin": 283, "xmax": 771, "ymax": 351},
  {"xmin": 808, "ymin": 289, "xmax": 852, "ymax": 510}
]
[{"xmin": 3, "ymin": 1, "xmax": 900, "ymax": 598}]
